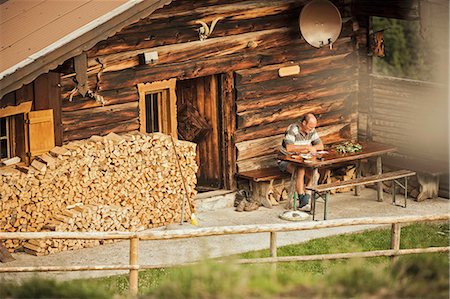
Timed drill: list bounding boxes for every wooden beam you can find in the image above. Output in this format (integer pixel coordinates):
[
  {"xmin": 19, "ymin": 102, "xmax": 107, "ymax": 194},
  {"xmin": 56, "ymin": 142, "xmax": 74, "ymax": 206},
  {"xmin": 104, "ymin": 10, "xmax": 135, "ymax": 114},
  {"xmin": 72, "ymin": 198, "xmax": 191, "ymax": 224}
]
[
  {"xmin": 221, "ymin": 72, "xmax": 236, "ymax": 190},
  {"xmin": 74, "ymin": 53, "xmax": 88, "ymax": 97},
  {"xmin": 0, "ymin": 101, "xmax": 32, "ymax": 118}
]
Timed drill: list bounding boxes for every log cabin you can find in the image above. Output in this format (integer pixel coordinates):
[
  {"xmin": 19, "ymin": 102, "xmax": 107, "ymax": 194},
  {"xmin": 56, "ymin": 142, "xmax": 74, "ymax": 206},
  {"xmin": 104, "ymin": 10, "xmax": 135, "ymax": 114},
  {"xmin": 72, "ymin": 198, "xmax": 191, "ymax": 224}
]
[{"xmin": 0, "ymin": 0, "xmax": 448, "ymax": 197}]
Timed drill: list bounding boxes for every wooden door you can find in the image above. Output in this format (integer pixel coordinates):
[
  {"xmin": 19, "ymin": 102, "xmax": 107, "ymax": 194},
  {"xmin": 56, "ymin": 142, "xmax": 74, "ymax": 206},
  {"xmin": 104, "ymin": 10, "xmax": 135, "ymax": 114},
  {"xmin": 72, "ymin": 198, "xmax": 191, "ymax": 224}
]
[{"xmin": 177, "ymin": 75, "xmax": 222, "ymax": 190}]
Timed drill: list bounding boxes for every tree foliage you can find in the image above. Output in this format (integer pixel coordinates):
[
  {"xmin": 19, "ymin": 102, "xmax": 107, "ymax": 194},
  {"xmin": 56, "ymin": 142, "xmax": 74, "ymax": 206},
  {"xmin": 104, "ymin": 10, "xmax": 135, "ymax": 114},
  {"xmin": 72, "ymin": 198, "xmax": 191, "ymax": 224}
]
[{"xmin": 372, "ymin": 17, "xmax": 435, "ymax": 81}]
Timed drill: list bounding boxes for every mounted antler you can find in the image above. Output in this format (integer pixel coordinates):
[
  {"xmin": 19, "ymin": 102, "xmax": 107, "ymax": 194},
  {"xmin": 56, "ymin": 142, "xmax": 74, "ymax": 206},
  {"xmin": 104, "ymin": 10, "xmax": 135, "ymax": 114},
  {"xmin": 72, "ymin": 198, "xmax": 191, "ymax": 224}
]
[{"xmin": 195, "ymin": 17, "xmax": 222, "ymax": 41}]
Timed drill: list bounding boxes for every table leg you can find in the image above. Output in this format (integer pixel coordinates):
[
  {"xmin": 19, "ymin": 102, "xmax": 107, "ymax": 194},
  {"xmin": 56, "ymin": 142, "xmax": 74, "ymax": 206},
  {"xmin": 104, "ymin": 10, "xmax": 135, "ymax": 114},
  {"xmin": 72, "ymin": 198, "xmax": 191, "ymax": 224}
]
[
  {"xmin": 286, "ymin": 168, "xmax": 297, "ymax": 210},
  {"xmin": 376, "ymin": 156, "xmax": 383, "ymax": 202},
  {"xmin": 310, "ymin": 168, "xmax": 318, "ymax": 213},
  {"xmin": 354, "ymin": 160, "xmax": 361, "ymax": 196}
]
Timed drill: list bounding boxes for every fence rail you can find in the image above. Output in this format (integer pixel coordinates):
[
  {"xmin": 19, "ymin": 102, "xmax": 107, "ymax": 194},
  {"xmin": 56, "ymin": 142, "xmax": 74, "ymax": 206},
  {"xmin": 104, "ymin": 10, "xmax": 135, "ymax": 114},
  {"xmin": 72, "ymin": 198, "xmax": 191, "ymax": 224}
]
[{"xmin": 1, "ymin": 214, "xmax": 449, "ymax": 296}]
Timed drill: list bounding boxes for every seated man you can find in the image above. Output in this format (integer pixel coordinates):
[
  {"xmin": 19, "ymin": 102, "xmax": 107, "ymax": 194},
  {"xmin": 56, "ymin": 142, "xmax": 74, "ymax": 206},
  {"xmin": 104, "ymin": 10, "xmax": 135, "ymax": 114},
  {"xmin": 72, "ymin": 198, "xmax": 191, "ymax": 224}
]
[{"xmin": 278, "ymin": 113, "xmax": 324, "ymax": 210}]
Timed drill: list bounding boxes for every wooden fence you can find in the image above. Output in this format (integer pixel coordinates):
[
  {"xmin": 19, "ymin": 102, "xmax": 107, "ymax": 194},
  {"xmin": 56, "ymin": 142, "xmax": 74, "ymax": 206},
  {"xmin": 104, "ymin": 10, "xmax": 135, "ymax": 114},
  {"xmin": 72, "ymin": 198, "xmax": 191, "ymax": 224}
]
[{"xmin": 1, "ymin": 214, "xmax": 449, "ymax": 296}]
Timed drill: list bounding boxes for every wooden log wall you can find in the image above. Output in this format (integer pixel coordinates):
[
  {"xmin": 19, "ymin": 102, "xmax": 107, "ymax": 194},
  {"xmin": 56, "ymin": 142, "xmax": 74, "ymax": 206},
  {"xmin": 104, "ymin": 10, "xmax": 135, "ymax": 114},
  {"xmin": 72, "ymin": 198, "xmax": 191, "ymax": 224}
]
[
  {"xmin": 59, "ymin": 0, "xmax": 359, "ymax": 174},
  {"xmin": 371, "ymin": 75, "xmax": 448, "ymax": 162},
  {"xmin": 234, "ymin": 20, "xmax": 358, "ymax": 172}
]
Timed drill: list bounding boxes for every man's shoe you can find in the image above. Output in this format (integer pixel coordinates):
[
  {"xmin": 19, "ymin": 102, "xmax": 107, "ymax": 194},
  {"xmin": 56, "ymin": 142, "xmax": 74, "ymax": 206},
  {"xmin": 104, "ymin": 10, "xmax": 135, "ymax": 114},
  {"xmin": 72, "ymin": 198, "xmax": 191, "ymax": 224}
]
[
  {"xmin": 298, "ymin": 194, "xmax": 310, "ymax": 208},
  {"xmin": 244, "ymin": 201, "xmax": 260, "ymax": 212},
  {"xmin": 235, "ymin": 200, "xmax": 246, "ymax": 212},
  {"xmin": 299, "ymin": 203, "xmax": 311, "ymax": 212}
]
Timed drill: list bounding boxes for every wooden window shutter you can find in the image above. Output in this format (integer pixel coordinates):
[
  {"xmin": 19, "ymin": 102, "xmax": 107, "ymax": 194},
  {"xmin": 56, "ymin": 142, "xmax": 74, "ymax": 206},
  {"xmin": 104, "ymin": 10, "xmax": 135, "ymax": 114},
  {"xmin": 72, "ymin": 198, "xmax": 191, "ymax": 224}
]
[{"xmin": 26, "ymin": 109, "xmax": 55, "ymax": 157}]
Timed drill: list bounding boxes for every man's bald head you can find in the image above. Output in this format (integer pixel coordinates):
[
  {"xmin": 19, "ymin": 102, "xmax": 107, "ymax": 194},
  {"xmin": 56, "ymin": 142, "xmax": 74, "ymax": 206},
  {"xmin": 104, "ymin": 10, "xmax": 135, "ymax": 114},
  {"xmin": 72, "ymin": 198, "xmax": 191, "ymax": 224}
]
[
  {"xmin": 303, "ymin": 113, "xmax": 317, "ymax": 125},
  {"xmin": 301, "ymin": 113, "xmax": 317, "ymax": 134}
]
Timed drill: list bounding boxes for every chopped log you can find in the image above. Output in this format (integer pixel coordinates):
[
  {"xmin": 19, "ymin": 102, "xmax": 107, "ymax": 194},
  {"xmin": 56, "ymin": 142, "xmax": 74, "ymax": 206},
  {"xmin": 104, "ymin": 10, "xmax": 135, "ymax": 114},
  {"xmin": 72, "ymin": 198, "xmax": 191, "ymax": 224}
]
[
  {"xmin": 0, "ymin": 243, "xmax": 15, "ymax": 263},
  {"xmin": 1, "ymin": 157, "xmax": 21, "ymax": 166},
  {"xmin": 31, "ymin": 159, "xmax": 47, "ymax": 173},
  {"xmin": 50, "ymin": 146, "xmax": 71, "ymax": 157}
]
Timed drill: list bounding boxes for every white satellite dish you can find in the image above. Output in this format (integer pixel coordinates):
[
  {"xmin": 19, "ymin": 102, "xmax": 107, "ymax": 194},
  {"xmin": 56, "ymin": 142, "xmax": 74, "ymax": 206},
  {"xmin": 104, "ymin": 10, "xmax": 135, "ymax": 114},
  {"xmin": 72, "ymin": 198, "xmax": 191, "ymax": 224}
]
[{"xmin": 299, "ymin": 0, "xmax": 342, "ymax": 48}]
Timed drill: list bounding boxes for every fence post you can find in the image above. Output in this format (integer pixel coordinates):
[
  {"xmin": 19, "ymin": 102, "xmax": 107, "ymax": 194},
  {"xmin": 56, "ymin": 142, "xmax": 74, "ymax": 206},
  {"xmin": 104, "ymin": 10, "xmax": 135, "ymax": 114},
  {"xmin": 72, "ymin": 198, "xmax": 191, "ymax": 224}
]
[
  {"xmin": 390, "ymin": 223, "xmax": 401, "ymax": 262},
  {"xmin": 270, "ymin": 231, "xmax": 277, "ymax": 273},
  {"xmin": 129, "ymin": 237, "xmax": 139, "ymax": 296},
  {"xmin": 270, "ymin": 232, "xmax": 277, "ymax": 258}
]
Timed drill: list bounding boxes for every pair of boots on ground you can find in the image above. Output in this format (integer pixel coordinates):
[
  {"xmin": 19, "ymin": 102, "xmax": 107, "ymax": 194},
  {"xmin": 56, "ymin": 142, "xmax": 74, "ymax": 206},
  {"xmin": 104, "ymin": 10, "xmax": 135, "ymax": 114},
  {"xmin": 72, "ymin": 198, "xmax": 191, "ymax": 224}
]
[{"xmin": 235, "ymin": 190, "xmax": 260, "ymax": 212}]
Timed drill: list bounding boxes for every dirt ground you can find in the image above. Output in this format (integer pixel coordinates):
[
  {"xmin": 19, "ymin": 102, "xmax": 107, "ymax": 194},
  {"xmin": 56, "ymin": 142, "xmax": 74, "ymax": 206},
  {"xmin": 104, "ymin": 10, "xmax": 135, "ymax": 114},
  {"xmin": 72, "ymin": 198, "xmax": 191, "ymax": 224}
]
[{"xmin": 1, "ymin": 188, "xmax": 448, "ymax": 282}]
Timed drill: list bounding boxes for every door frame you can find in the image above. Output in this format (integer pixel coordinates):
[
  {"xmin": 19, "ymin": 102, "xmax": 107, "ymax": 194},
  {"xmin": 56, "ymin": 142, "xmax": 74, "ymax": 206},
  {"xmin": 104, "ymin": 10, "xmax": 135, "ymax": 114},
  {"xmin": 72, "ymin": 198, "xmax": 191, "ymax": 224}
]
[{"xmin": 220, "ymin": 72, "xmax": 236, "ymax": 190}]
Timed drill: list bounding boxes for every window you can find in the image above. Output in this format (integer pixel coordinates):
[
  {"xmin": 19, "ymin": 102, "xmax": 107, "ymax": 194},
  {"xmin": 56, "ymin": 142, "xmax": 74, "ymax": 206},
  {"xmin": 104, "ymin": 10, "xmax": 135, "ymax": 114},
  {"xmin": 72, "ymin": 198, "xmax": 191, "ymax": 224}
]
[
  {"xmin": 145, "ymin": 92, "xmax": 161, "ymax": 133},
  {"xmin": 138, "ymin": 79, "xmax": 177, "ymax": 137},
  {"xmin": 0, "ymin": 102, "xmax": 54, "ymax": 164},
  {"xmin": 0, "ymin": 117, "xmax": 11, "ymax": 160}
]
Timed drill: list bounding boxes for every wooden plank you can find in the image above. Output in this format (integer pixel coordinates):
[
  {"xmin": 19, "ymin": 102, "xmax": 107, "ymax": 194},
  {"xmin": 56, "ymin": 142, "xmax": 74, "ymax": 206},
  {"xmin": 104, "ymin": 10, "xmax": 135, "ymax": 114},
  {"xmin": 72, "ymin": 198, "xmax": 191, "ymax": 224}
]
[
  {"xmin": 62, "ymin": 102, "xmax": 138, "ymax": 131},
  {"xmin": 237, "ymin": 153, "xmax": 279, "ymax": 173},
  {"xmin": 280, "ymin": 142, "xmax": 396, "ymax": 168},
  {"xmin": 74, "ymin": 53, "xmax": 88, "ymax": 96},
  {"xmin": 26, "ymin": 109, "xmax": 55, "ymax": 157},
  {"xmin": 237, "ymin": 93, "xmax": 353, "ymax": 129},
  {"xmin": 307, "ymin": 170, "xmax": 416, "ymax": 192},
  {"xmin": 220, "ymin": 72, "xmax": 236, "ymax": 189},
  {"xmin": 235, "ymin": 51, "xmax": 355, "ymax": 85},
  {"xmin": 33, "ymin": 73, "xmax": 62, "ymax": 146},
  {"xmin": 207, "ymin": 75, "xmax": 221, "ymax": 183},
  {"xmin": 0, "ymin": 91, "xmax": 16, "ymax": 108},
  {"xmin": 196, "ymin": 77, "xmax": 207, "ymax": 183},
  {"xmin": 0, "ymin": 101, "xmax": 32, "ymax": 118},
  {"xmin": 15, "ymin": 83, "xmax": 34, "ymax": 105},
  {"xmin": 238, "ymin": 166, "xmax": 288, "ymax": 182},
  {"xmin": 62, "ymin": 87, "xmax": 138, "ymax": 112},
  {"xmin": 63, "ymin": 118, "xmax": 139, "ymax": 142},
  {"xmin": 47, "ymin": 72, "xmax": 62, "ymax": 146},
  {"xmin": 33, "ymin": 74, "xmax": 50, "ymax": 110},
  {"xmin": 237, "ymin": 80, "xmax": 357, "ymax": 113},
  {"xmin": 236, "ymin": 61, "xmax": 357, "ymax": 100}
]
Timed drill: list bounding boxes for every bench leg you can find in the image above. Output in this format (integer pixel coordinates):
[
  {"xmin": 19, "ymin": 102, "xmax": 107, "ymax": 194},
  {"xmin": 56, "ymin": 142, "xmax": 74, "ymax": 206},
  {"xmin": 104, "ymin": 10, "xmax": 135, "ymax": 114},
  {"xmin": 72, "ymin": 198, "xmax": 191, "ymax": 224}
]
[
  {"xmin": 354, "ymin": 161, "xmax": 361, "ymax": 196},
  {"xmin": 404, "ymin": 177, "xmax": 408, "ymax": 208},
  {"xmin": 312, "ymin": 191, "xmax": 316, "ymax": 221},
  {"xmin": 323, "ymin": 192, "xmax": 329, "ymax": 220},
  {"xmin": 392, "ymin": 180, "xmax": 397, "ymax": 205},
  {"xmin": 392, "ymin": 177, "xmax": 408, "ymax": 208},
  {"xmin": 376, "ymin": 156, "xmax": 383, "ymax": 202},
  {"xmin": 416, "ymin": 173, "xmax": 439, "ymax": 201},
  {"xmin": 252, "ymin": 181, "xmax": 275, "ymax": 208}
]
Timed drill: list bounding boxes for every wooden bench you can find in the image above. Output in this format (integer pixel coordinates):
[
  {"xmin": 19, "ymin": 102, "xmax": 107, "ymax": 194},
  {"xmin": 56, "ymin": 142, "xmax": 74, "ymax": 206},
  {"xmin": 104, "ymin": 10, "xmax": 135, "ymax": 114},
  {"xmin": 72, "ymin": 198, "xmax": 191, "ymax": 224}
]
[
  {"xmin": 306, "ymin": 169, "xmax": 416, "ymax": 220},
  {"xmin": 238, "ymin": 167, "xmax": 290, "ymax": 208},
  {"xmin": 383, "ymin": 156, "xmax": 448, "ymax": 201}
]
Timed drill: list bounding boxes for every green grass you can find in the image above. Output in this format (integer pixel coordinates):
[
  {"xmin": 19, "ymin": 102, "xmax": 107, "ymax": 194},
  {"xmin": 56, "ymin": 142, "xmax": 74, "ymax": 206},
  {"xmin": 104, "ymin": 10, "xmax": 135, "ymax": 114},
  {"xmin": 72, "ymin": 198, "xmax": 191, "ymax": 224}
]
[{"xmin": 1, "ymin": 222, "xmax": 448, "ymax": 299}]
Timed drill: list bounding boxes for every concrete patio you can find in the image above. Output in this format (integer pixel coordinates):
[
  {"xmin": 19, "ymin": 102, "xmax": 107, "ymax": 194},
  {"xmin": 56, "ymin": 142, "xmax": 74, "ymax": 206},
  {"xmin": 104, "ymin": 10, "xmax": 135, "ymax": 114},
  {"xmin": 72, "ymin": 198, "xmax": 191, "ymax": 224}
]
[{"xmin": 0, "ymin": 188, "xmax": 448, "ymax": 282}]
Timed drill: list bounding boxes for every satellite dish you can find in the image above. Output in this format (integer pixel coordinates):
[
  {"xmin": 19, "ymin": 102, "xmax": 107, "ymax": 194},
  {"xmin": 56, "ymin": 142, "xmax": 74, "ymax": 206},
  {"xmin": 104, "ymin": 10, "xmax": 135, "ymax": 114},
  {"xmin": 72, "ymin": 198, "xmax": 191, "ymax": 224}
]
[{"xmin": 299, "ymin": 0, "xmax": 342, "ymax": 49}]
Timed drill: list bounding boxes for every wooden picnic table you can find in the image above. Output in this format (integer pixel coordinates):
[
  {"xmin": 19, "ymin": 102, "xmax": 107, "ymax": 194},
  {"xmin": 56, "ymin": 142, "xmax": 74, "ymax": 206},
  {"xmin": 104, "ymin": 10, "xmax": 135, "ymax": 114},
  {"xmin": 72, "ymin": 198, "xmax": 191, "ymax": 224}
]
[{"xmin": 279, "ymin": 141, "xmax": 397, "ymax": 208}]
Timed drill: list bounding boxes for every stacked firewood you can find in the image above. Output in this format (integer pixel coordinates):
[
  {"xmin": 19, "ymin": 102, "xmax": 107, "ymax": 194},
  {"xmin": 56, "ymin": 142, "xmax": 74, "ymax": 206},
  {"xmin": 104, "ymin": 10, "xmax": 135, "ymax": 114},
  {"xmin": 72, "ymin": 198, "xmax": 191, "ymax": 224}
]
[
  {"xmin": 0, "ymin": 131, "xmax": 197, "ymax": 255},
  {"xmin": 322, "ymin": 165, "xmax": 357, "ymax": 194}
]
